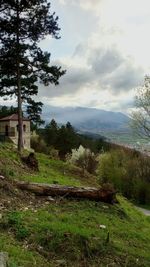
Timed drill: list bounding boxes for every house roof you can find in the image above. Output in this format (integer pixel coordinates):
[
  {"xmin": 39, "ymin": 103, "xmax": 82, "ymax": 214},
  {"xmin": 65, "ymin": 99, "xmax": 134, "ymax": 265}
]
[{"xmin": 0, "ymin": 114, "xmax": 30, "ymax": 121}]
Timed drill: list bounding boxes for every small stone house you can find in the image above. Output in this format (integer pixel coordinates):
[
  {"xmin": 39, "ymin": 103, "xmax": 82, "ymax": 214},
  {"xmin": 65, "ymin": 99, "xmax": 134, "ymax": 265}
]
[{"xmin": 0, "ymin": 114, "xmax": 30, "ymax": 149}]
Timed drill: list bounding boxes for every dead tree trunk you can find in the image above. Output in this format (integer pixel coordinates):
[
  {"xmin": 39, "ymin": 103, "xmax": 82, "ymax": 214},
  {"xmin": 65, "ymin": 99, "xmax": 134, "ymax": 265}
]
[{"xmin": 16, "ymin": 181, "xmax": 117, "ymax": 204}]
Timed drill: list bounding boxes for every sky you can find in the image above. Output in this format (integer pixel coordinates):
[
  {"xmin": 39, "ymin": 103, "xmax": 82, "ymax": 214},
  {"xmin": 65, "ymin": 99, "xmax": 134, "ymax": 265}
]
[{"xmin": 2, "ymin": 0, "xmax": 150, "ymax": 114}]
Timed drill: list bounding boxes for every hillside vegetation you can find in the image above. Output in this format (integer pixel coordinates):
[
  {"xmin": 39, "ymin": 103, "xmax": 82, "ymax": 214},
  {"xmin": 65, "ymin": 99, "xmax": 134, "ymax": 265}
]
[{"xmin": 0, "ymin": 144, "xmax": 150, "ymax": 267}]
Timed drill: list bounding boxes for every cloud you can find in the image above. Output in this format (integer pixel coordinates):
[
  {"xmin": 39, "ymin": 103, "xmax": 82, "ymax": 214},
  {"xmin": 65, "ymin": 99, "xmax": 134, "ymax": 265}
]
[
  {"xmin": 37, "ymin": 0, "xmax": 150, "ymax": 113},
  {"xmin": 38, "ymin": 60, "xmax": 93, "ymax": 98},
  {"xmin": 89, "ymin": 47, "xmax": 123, "ymax": 75},
  {"xmin": 37, "ymin": 45, "xmax": 144, "ymax": 112},
  {"xmin": 58, "ymin": 0, "xmax": 102, "ymax": 11},
  {"xmin": 64, "ymin": 67, "xmax": 93, "ymax": 86},
  {"xmin": 88, "ymin": 46, "xmax": 145, "ymax": 93},
  {"xmin": 107, "ymin": 64, "xmax": 144, "ymax": 92}
]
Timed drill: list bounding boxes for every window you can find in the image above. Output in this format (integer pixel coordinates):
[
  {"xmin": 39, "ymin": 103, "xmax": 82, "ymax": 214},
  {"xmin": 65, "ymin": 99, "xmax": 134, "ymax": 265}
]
[
  {"xmin": 23, "ymin": 124, "xmax": 26, "ymax": 132},
  {"xmin": 5, "ymin": 125, "xmax": 9, "ymax": 136}
]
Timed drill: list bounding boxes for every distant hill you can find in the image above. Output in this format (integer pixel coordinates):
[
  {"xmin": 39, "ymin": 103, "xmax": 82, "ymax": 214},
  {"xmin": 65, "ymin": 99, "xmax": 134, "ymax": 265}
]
[{"xmin": 42, "ymin": 106, "xmax": 130, "ymax": 134}]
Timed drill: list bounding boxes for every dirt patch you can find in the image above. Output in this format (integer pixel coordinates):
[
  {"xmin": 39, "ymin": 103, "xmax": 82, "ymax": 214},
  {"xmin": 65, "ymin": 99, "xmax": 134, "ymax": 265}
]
[{"xmin": 0, "ymin": 176, "xmax": 54, "ymax": 213}]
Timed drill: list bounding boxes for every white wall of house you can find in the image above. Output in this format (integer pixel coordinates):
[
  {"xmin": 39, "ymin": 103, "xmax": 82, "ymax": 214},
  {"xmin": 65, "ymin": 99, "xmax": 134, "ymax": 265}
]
[{"xmin": 0, "ymin": 120, "xmax": 30, "ymax": 149}]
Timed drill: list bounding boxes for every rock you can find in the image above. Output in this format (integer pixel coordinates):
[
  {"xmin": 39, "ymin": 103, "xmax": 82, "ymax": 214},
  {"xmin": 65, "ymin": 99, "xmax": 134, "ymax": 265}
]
[
  {"xmin": 47, "ymin": 196, "xmax": 55, "ymax": 202},
  {"xmin": 0, "ymin": 176, "xmax": 5, "ymax": 180},
  {"xmin": 0, "ymin": 252, "xmax": 8, "ymax": 267},
  {"xmin": 99, "ymin": 224, "xmax": 106, "ymax": 229}
]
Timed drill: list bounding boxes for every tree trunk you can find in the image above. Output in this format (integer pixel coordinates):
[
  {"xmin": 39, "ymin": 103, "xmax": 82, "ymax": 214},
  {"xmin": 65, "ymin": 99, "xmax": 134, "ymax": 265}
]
[
  {"xmin": 16, "ymin": 181, "xmax": 117, "ymax": 204},
  {"xmin": 17, "ymin": 73, "xmax": 23, "ymax": 153},
  {"xmin": 16, "ymin": 0, "xmax": 23, "ymax": 153}
]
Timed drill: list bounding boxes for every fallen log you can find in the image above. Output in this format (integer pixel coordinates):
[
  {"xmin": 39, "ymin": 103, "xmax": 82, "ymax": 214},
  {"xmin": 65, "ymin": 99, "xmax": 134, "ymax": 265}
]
[{"xmin": 16, "ymin": 181, "xmax": 117, "ymax": 204}]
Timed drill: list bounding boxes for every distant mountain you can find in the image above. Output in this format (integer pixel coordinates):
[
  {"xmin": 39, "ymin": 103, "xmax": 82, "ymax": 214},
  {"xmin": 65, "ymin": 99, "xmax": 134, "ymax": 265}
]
[{"xmin": 42, "ymin": 106, "xmax": 130, "ymax": 134}]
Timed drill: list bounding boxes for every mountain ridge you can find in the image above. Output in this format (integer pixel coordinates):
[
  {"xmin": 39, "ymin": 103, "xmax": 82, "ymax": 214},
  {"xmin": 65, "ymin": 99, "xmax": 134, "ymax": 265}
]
[{"xmin": 42, "ymin": 105, "xmax": 130, "ymax": 133}]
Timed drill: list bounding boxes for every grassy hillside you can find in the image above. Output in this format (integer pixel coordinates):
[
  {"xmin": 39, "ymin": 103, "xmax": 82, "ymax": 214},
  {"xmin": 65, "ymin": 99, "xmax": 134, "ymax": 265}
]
[
  {"xmin": 0, "ymin": 143, "xmax": 150, "ymax": 267},
  {"xmin": 0, "ymin": 143, "xmax": 97, "ymax": 187}
]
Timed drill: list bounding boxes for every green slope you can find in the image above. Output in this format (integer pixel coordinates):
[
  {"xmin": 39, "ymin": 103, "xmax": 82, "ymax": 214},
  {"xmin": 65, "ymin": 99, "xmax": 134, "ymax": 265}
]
[{"xmin": 0, "ymin": 143, "xmax": 150, "ymax": 267}]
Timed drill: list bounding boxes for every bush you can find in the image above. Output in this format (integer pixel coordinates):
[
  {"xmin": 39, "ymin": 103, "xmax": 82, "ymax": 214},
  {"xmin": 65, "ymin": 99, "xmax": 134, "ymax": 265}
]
[
  {"xmin": 48, "ymin": 147, "xmax": 59, "ymax": 159},
  {"xmin": 97, "ymin": 150, "xmax": 127, "ymax": 190},
  {"xmin": 15, "ymin": 225, "xmax": 29, "ymax": 241},
  {"xmin": 68, "ymin": 145, "xmax": 98, "ymax": 174},
  {"xmin": 97, "ymin": 149, "xmax": 150, "ymax": 204},
  {"xmin": 31, "ymin": 135, "xmax": 59, "ymax": 158},
  {"xmin": 31, "ymin": 134, "xmax": 49, "ymax": 154}
]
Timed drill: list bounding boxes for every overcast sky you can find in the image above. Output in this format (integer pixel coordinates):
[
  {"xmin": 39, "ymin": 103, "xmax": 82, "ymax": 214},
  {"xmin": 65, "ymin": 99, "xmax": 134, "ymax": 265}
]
[{"xmin": 3, "ymin": 0, "xmax": 150, "ymax": 114}]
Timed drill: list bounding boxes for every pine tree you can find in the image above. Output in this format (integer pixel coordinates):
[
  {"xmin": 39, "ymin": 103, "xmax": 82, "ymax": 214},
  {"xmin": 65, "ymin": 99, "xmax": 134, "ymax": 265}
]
[
  {"xmin": 56, "ymin": 122, "xmax": 78, "ymax": 159},
  {"xmin": 0, "ymin": 0, "xmax": 65, "ymax": 152},
  {"xmin": 44, "ymin": 119, "xmax": 58, "ymax": 146},
  {"xmin": 26, "ymin": 99, "xmax": 44, "ymax": 130}
]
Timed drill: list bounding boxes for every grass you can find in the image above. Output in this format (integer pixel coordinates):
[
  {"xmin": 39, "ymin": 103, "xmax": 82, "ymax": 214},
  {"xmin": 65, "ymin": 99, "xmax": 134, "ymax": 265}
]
[
  {"xmin": 21, "ymin": 154, "xmax": 82, "ymax": 186},
  {"xmin": 0, "ymin": 143, "xmax": 150, "ymax": 266},
  {"xmin": 0, "ymin": 233, "xmax": 51, "ymax": 267},
  {"xmin": 0, "ymin": 143, "xmax": 96, "ymax": 186},
  {"xmin": 1, "ymin": 196, "xmax": 150, "ymax": 266}
]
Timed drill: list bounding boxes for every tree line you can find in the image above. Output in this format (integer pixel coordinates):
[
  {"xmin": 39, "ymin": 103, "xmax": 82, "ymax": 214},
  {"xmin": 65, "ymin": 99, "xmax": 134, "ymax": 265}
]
[{"xmin": 32, "ymin": 119, "xmax": 108, "ymax": 159}]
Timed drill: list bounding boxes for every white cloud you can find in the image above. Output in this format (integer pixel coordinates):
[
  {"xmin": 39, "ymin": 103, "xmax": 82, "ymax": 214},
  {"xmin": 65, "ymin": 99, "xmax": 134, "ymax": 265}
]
[
  {"xmin": 58, "ymin": 0, "xmax": 102, "ymax": 11},
  {"xmin": 25, "ymin": 0, "xmax": 150, "ymax": 113}
]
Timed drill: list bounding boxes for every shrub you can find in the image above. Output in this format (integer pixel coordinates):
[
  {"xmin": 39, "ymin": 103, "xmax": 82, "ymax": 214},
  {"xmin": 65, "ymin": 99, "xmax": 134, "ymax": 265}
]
[
  {"xmin": 31, "ymin": 135, "xmax": 48, "ymax": 154},
  {"xmin": 68, "ymin": 145, "xmax": 98, "ymax": 175},
  {"xmin": 97, "ymin": 149, "xmax": 150, "ymax": 204},
  {"xmin": 97, "ymin": 150, "xmax": 127, "ymax": 191},
  {"xmin": 48, "ymin": 147, "xmax": 59, "ymax": 159},
  {"xmin": 15, "ymin": 225, "xmax": 29, "ymax": 241}
]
